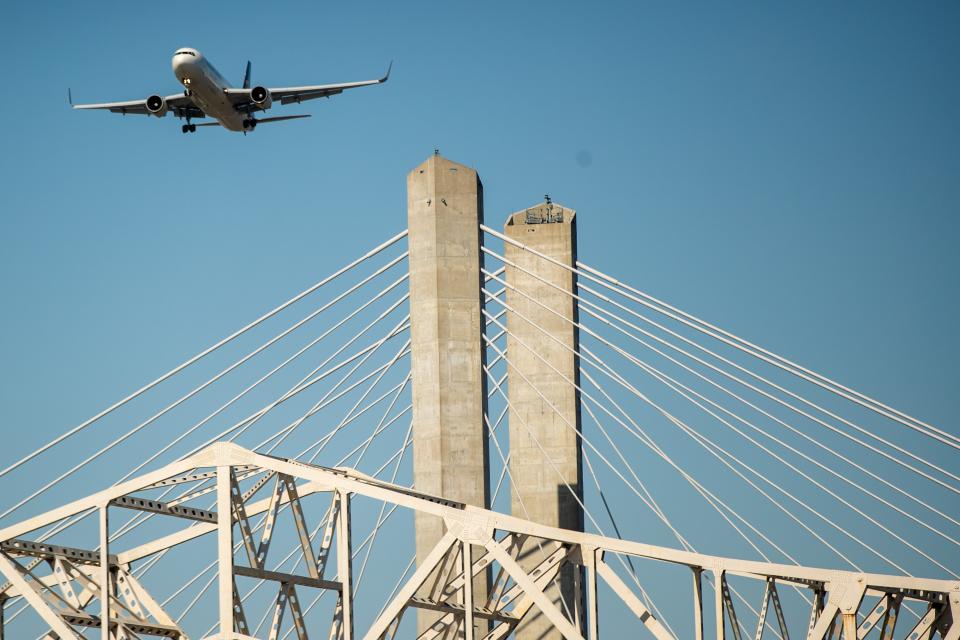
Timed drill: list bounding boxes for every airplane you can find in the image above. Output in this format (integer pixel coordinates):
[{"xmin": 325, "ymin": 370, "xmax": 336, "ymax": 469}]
[{"xmin": 70, "ymin": 48, "xmax": 391, "ymax": 134}]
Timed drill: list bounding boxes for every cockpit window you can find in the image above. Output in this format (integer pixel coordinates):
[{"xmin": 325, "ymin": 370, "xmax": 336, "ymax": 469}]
[{"xmin": 175, "ymin": 51, "xmax": 196, "ymax": 57}]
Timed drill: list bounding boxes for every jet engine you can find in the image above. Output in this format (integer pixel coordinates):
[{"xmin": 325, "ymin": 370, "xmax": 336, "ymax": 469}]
[
  {"xmin": 250, "ymin": 86, "xmax": 272, "ymax": 110},
  {"xmin": 145, "ymin": 95, "xmax": 168, "ymax": 117}
]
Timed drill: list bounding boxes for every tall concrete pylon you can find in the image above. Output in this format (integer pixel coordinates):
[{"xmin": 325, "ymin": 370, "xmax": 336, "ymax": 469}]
[
  {"xmin": 504, "ymin": 202, "xmax": 584, "ymax": 638},
  {"xmin": 407, "ymin": 154, "xmax": 490, "ymax": 635}
]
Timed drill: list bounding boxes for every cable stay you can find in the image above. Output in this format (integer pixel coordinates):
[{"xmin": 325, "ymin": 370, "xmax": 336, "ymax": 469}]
[
  {"xmin": 480, "ymin": 259, "xmax": 960, "ymax": 549},
  {"xmin": 4, "ymin": 222, "xmax": 957, "ymax": 640},
  {"xmin": 576, "ymin": 259, "xmax": 960, "ymax": 450},
  {"xmin": 483, "ymin": 222, "xmax": 957, "ymax": 450},
  {"xmin": 0, "ymin": 230, "xmax": 409, "ymax": 481},
  {"xmin": 480, "ymin": 278, "xmax": 960, "ymax": 579},
  {"xmin": 481, "ymin": 246, "xmax": 960, "ymax": 496}
]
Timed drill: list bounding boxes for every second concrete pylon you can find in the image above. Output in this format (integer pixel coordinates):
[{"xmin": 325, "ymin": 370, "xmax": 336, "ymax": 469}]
[{"xmin": 504, "ymin": 201, "xmax": 584, "ymax": 639}]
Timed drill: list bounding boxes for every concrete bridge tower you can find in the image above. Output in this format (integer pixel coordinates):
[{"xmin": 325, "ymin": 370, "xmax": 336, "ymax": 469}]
[
  {"xmin": 408, "ymin": 154, "xmax": 491, "ymax": 635},
  {"xmin": 407, "ymin": 155, "xmax": 583, "ymax": 638},
  {"xmin": 504, "ymin": 201, "xmax": 584, "ymax": 639}
]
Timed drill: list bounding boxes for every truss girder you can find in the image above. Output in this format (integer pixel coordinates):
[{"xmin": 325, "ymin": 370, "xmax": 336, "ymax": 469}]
[{"xmin": 0, "ymin": 441, "xmax": 956, "ymax": 639}]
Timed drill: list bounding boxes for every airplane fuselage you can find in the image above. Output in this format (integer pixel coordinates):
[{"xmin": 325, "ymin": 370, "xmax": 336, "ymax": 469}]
[
  {"xmin": 172, "ymin": 48, "xmax": 248, "ymax": 131},
  {"xmin": 73, "ymin": 48, "xmax": 389, "ymax": 134}
]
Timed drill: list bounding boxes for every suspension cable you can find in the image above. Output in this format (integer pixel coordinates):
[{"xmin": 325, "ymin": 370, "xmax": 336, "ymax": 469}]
[
  {"xmin": 482, "ymin": 283, "xmax": 957, "ymax": 577},
  {"xmin": 482, "ymin": 265, "xmax": 960, "ymax": 542},
  {"xmin": 481, "ymin": 248, "xmax": 960, "ymax": 495},
  {"xmin": 483, "ymin": 223, "xmax": 954, "ymax": 449},
  {"xmin": 0, "ymin": 230, "xmax": 408, "ymax": 480},
  {"xmin": 576, "ymin": 259, "xmax": 960, "ymax": 449},
  {"xmin": 480, "ymin": 224, "xmax": 960, "ymax": 456}
]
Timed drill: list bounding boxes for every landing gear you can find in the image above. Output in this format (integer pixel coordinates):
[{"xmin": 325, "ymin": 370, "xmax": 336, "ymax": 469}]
[
  {"xmin": 181, "ymin": 123, "xmax": 196, "ymax": 133},
  {"xmin": 243, "ymin": 118, "xmax": 257, "ymax": 130}
]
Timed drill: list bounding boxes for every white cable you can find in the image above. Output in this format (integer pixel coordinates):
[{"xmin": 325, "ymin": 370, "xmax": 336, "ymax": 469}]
[
  {"xmin": 482, "ymin": 280, "xmax": 955, "ymax": 579},
  {"xmin": 576, "ymin": 301, "xmax": 960, "ymax": 529},
  {"xmin": 281, "ymin": 382, "xmax": 411, "ymax": 465},
  {"xmin": 592, "ymin": 355, "xmax": 957, "ymax": 577},
  {"xmin": 0, "ymin": 230, "xmax": 408, "ymax": 480},
  {"xmin": 483, "ymin": 222, "xmax": 954, "ymax": 448},
  {"xmin": 343, "ymin": 374, "xmax": 411, "ymax": 468},
  {"xmin": 266, "ymin": 318, "xmax": 410, "ymax": 455},
  {"xmin": 0, "ymin": 310, "xmax": 410, "ymax": 523},
  {"xmin": 579, "ymin": 351, "xmax": 924, "ymax": 622},
  {"xmin": 2, "ymin": 298, "xmax": 411, "ymax": 590},
  {"xmin": 482, "ymin": 249, "xmax": 960, "ymax": 495},
  {"xmin": 578, "ymin": 278, "xmax": 960, "ymax": 487},
  {"xmin": 582, "ymin": 332, "xmax": 944, "ymax": 618},
  {"xmin": 353, "ymin": 419, "xmax": 415, "ymax": 598},
  {"xmin": 0, "ymin": 275, "xmax": 410, "ymax": 523},
  {"xmin": 581, "ymin": 330, "xmax": 960, "ymax": 548},
  {"xmin": 488, "ymin": 403, "xmax": 511, "ymax": 508},
  {"xmin": 257, "ymin": 348, "xmax": 411, "ymax": 460},
  {"xmin": 483, "ymin": 264, "xmax": 960, "ymax": 545},
  {"xmin": 253, "ymin": 319, "xmax": 410, "ymax": 457},
  {"xmin": 482, "ymin": 409, "xmax": 583, "ymax": 628},
  {"xmin": 480, "ymin": 311, "xmax": 827, "ymax": 637},
  {"xmin": 10, "ymin": 360, "xmax": 412, "ymax": 632},
  {"xmin": 94, "ymin": 330, "xmax": 412, "ymax": 573},
  {"xmin": 579, "ymin": 400, "xmax": 696, "ymax": 553},
  {"xmin": 586, "ymin": 362, "xmax": 863, "ymax": 568},
  {"xmin": 481, "ymin": 229, "xmax": 960, "ymax": 475},
  {"xmin": 194, "ymin": 268, "xmax": 503, "ymax": 628},
  {"xmin": 374, "ymin": 554, "xmax": 417, "ymax": 621},
  {"xmin": 223, "ymin": 287, "xmax": 410, "ymax": 452},
  {"xmin": 482, "ymin": 345, "xmax": 679, "ymax": 636},
  {"xmin": 300, "ymin": 338, "xmax": 412, "ymax": 462},
  {"xmin": 185, "ymin": 313, "xmax": 410, "ymax": 455},
  {"xmin": 488, "ymin": 326, "xmax": 794, "ymax": 638},
  {"xmin": 128, "ymin": 366, "xmax": 412, "ymax": 578},
  {"xmin": 15, "ymin": 288, "xmax": 410, "ymax": 618},
  {"xmin": 576, "ymin": 259, "xmax": 960, "ymax": 449},
  {"xmin": 89, "ymin": 263, "xmax": 411, "ymax": 501}
]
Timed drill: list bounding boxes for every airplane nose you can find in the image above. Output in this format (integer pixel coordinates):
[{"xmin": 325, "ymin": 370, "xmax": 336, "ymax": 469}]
[
  {"xmin": 172, "ymin": 53, "xmax": 198, "ymax": 81},
  {"xmin": 172, "ymin": 49, "xmax": 202, "ymax": 75}
]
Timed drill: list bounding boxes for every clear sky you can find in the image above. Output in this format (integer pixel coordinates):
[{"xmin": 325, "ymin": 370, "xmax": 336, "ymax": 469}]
[{"xmin": 2, "ymin": 1, "xmax": 958, "ymax": 636}]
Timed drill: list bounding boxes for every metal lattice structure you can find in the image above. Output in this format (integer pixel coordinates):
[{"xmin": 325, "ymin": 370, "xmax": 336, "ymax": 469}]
[{"xmin": 1, "ymin": 442, "xmax": 956, "ymax": 640}]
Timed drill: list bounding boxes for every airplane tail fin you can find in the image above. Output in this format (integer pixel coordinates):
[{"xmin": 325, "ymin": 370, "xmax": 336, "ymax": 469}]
[{"xmin": 242, "ymin": 61, "xmax": 252, "ymax": 89}]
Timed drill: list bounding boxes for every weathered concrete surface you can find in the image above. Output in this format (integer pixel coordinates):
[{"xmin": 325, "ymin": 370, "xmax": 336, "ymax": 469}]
[
  {"xmin": 408, "ymin": 154, "xmax": 490, "ymax": 635},
  {"xmin": 504, "ymin": 202, "xmax": 584, "ymax": 638}
]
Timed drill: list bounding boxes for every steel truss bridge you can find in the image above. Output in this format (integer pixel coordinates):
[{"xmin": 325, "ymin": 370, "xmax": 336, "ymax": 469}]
[{"xmin": 0, "ymin": 183, "xmax": 957, "ymax": 639}]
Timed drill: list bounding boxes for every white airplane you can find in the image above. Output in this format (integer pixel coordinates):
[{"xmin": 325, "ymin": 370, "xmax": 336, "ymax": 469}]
[{"xmin": 71, "ymin": 48, "xmax": 391, "ymax": 133}]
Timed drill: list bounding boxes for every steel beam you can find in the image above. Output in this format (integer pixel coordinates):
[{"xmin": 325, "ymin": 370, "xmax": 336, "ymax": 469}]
[
  {"xmin": 98, "ymin": 505, "xmax": 109, "ymax": 640},
  {"xmin": 595, "ymin": 560, "xmax": 673, "ymax": 640},
  {"xmin": 234, "ymin": 565, "xmax": 341, "ymax": 591},
  {"xmin": 337, "ymin": 489, "xmax": 354, "ymax": 640},
  {"xmin": 217, "ymin": 465, "xmax": 233, "ymax": 637}
]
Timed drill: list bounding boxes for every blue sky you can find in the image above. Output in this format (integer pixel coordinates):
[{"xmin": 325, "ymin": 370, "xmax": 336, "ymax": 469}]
[{"xmin": 2, "ymin": 1, "xmax": 958, "ymax": 636}]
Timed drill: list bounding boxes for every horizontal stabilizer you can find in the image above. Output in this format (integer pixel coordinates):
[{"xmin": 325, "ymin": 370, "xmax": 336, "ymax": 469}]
[{"xmin": 256, "ymin": 114, "xmax": 312, "ymax": 124}]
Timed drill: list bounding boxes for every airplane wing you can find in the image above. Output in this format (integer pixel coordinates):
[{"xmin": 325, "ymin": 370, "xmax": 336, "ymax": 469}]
[
  {"xmin": 224, "ymin": 63, "xmax": 391, "ymax": 111},
  {"xmin": 71, "ymin": 93, "xmax": 206, "ymax": 119}
]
